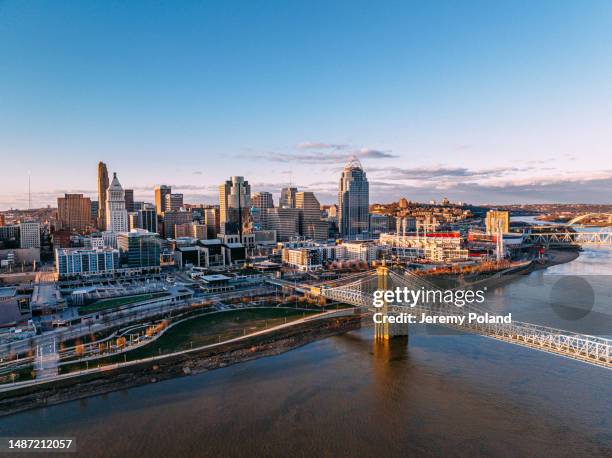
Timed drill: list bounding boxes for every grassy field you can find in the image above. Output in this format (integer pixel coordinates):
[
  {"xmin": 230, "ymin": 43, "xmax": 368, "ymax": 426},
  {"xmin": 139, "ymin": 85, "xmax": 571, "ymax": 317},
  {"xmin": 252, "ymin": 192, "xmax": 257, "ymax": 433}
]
[
  {"xmin": 78, "ymin": 292, "xmax": 170, "ymax": 314},
  {"xmin": 59, "ymin": 307, "xmax": 319, "ymax": 374}
]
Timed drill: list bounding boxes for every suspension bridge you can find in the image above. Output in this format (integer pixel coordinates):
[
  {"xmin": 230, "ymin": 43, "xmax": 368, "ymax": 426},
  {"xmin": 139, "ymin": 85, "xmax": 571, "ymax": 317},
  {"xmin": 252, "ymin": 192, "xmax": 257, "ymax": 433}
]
[{"xmin": 315, "ymin": 264, "xmax": 611, "ymax": 369}]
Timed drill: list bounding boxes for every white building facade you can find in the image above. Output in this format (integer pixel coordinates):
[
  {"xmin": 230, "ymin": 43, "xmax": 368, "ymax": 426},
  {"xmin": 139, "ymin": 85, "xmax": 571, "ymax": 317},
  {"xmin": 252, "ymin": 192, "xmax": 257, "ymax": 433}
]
[{"xmin": 105, "ymin": 172, "xmax": 129, "ymax": 233}]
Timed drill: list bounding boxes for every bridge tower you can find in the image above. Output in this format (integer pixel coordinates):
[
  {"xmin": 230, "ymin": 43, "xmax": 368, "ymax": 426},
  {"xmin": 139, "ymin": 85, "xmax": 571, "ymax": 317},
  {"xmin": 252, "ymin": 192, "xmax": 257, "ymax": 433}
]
[{"xmin": 374, "ymin": 262, "xmax": 409, "ymax": 340}]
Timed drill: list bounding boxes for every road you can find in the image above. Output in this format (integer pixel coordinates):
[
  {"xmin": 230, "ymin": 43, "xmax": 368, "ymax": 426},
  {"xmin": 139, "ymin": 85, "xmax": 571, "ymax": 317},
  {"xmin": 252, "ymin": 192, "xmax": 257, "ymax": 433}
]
[{"xmin": 0, "ymin": 286, "xmax": 277, "ymax": 358}]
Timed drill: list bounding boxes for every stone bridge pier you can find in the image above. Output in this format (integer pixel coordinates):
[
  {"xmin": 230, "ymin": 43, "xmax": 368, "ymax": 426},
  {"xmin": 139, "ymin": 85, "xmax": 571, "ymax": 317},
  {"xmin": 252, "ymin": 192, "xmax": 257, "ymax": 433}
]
[{"xmin": 373, "ymin": 263, "xmax": 409, "ymax": 340}]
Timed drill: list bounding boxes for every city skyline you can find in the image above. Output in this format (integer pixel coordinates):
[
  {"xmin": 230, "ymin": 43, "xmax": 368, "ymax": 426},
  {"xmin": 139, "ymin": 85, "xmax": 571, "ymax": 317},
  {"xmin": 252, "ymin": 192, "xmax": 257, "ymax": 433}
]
[{"xmin": 2, "ymin": 1, "xmax": 612, "ymax": 209}]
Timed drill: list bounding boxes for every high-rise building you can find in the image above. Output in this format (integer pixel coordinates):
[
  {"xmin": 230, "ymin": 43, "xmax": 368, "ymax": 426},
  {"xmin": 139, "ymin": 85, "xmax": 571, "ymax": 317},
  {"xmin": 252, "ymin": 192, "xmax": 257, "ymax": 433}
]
[
  {"xmin": 219, "ymin": 176, "xmax": 251, "ymax": 236},
  {"xmin": 296, "ymin": 192, "xmax": 327, "ymax": 241},
  {"xmin": 134, "ymin": 205, "xmax": 158, "ymax": 234},
  {"xmin": 97, "ymin": 162, "xmax": 109, "ymax": 229},
  {"xmin": 0, "ymin": 214, "xmax": 5, "ymax": 226},
  {"xmin": 162, "ymin": 210, "xmax": 192, "ymax": 239},
  {"xmin": 19, "ymin": 221, "xmax": 41, "ymax": 248},
  {"xmin": 204, "ymin": 207, "xmax": 220, "ymax": 239},
  {"xmin": 326, "ymin": 204, "xmax": 338, "ymax": 220},
  {"xmin": 57, "ymin": 193, "xmax": 92, "ymax": 233},
  {"xmin": 251, "ymin": 191, "xmax": 274, "ymax": 210},
  {"xmin": 192, "ymin": 223, "xmax": 207, "ymax": 240},
  {"xmin": 91, "ymin": 201, "xmax": 98, "ymax": 224},
  {"xmin": 154, "ymin": 185, "xmax": 171, "ymax": 215},
  {"xmin": 262, "ymin": 207, "xmax": 300, "ymax": 241},
  {"xmin": 398, "ymin": 197, "xmax": 409, "ymax": 208},
  {"xmin": 251, "ymin": 192, "xmax": 274, "ymax": 230},
  {"xmin": 106, "ymin": 173, "xmax": 129, "ymax": 233},
  {"xmin": 338, "ymin": 157, "xmax": 369, "ymax": 239},
  {"xmin": 279, "ymin": 187, "xmax": 298, "ymax": 208},
  {"xmin": 117, "ymin": 229, "xmax": 160, "ymax": 268},
  {"xmin": 124, "ymin": 189, "xmax": 134, "ymax": 212},
  {"xmin": 165, "ymin": 193, "xmax": 184, "ymax": 211},
  {"xmin": 485, "ymin": 210, "xmax": 510, "ymax": 235}
]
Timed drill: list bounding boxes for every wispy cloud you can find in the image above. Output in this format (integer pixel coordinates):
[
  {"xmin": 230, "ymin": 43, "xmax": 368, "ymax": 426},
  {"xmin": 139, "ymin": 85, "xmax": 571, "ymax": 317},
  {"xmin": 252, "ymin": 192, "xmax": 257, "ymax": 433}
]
[
  {"xmin": 247, "ymin": 142, "xmax": 397, "ymax": 164},
  {"xmin": 297, "ymin": 142, "xmax": 348, "ymax": 150}
]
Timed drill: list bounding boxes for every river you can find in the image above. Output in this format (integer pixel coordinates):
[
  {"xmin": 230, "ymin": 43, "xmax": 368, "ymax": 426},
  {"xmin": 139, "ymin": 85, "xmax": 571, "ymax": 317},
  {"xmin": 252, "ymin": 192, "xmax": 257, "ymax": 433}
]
[{"xmin": 1, "ymin": 227, "xmax": 611, "ymax": 457}]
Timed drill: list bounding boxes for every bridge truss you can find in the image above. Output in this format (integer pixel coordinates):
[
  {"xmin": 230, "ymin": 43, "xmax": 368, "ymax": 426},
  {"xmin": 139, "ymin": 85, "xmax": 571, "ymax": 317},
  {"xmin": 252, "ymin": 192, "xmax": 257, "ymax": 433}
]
[
  {"xmin": 524, "ymin": 231, "xmax": 612, "ymax": 247},
  {"xmin": 320, "ymin": 268, "xmax": 611, "ymax": 369}
]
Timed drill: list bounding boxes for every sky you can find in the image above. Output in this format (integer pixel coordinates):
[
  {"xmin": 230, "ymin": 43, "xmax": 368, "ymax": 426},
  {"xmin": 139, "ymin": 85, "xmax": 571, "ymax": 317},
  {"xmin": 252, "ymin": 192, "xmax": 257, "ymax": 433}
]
[{"xmin": 1, "ymin": 0, "xmax": 612, "ymax": 210}]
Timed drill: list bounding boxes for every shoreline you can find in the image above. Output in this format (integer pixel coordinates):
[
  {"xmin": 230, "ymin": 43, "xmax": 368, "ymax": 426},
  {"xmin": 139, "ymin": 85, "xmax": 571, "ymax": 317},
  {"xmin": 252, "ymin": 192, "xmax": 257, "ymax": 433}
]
[{"xmin": 0, "ymin": 315, "xmax": 361, "ymax": 417}]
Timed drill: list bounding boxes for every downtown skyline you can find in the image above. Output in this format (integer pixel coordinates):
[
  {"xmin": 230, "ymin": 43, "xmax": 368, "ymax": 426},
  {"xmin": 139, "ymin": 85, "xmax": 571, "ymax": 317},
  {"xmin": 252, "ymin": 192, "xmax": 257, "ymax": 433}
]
[{"xmin": 2, "ymin": 0, "xmax": 612, "ymax": 209}]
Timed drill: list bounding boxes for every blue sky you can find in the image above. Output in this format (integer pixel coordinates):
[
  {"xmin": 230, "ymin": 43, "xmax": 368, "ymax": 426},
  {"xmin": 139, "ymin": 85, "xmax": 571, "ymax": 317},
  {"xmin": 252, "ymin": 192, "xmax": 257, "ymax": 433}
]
[{"xmin": 1, "ymin": 0, "xmax": 611, "ymax": 209}]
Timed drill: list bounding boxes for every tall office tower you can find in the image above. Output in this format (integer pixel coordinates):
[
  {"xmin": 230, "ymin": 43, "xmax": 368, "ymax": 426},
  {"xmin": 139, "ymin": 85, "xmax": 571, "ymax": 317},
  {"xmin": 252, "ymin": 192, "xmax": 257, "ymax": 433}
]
[
  {"xmin": 251, "ymin": 191, "xmax": 274, "ymax": 210},
  {"xmin": 90, "ymin": 201, "xmax": 98, "ymax": 224},
  {"xmin": 19, "ymin": 221, "xmax": 41, "ymax": 248},
  {"xmin": 124, "ymin": 189, "xmax": 134, "ymax": 212},
  {"xmin": 191, "ymin": 223, "xmax": 207, "ymax": 240},
  {"xmin": 116, "ymin": 229, "xmax": 161, "ymax": 268},
  {"xmin": 326, "ymin": 204, "xmax": 338, "ymax": 220},
  {"xmin": 204, "ymin": 207, "xmax": 220, "ymax": 238},
  {"xmin": 295, "ymin": 191, "xmax": 327, "ymax": 241},
  {"xmin": 0, "ymin": 214, "xmax": 5, "ymax": 226},
  {"xmin": 57, "ymin": 193, "xmax": 92, "ymax": 233},
  {"xmin": 105, "ymin": 173, "xmax": 129, "ymax": 233},
  {"xmin": 251, "ymin": 191, "xmax": 274, "ymax": 230},
  {"xmin": 279, "ymin": 187, "xmax": 298, "ymax": 208},
  {"xmin": 262, "ymin": 207, "xmax": 301, "ymax": 241},
  {"xmin": 128, "ymin": 212, "xmax": 139, "ymax": 231},
  {"xmin": 135, "ymin": 204, "xmax": 158, "ymax": 234},
  {"xmin": 97, "ymin": 161, "xmax": 109, "ymax": 229},
  {"xmin": 485, "ymin": 210, "xmax": 509, "ymax": 235},
  {"xmin": 219, "ymin": 176, "xmax": 251, "ymax": 236},
  {"xmin": 338, "ymin": 156, "xmax": 369, "ymax": 240},
  {"xmin": 154, "ymin": 185, "xmax": 171, "ymax": 215},
  {"xmin": 398, "ymin": 197, "xmax": 409, "ymax": 208},
  {"xmin": 165, "ymin": 193, "xmax": 184, "ymax": 211},
  {"xmin": 162, "ymin": 210, "xmax": 192, "ymax": 239}
]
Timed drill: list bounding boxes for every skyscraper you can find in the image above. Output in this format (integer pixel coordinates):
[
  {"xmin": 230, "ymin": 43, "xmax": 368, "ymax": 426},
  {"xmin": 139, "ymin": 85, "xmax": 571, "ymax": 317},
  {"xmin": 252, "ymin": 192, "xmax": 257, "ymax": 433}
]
[
  {"xmin": 251, "ymin": 191, "xmax": 274, "ymax": 210},
  {"xmin": 154, "ymin": 185, "xmax": 171, "ymax": 215},
  {"xmin": 135, "ymin": 204, "xmax": 158, "ymax": 234},
  {"xmin": 57, "ymin": 193, "xmax": 92, "ymax": 233},
  {"xmin": 219, "ymin": 176, "xmax": 251, "ymax": 236},
  {"xmin": 338, "ymin": 157, "xmax": 369, "ymax": 239},
  {"xmin": 97, "ymin": 161, "xmax": 109, "ymax": 229},
  {"xmin": 279, "ymin": 187, "xmax": 298, "ymax": 208},
  {"xmin": 251, "ymin": 191, "xmax": 274, "ymax": 230},
  {"xmin": 262, "ymin": 207, "xmax": 301, "ymax": 241},
  {"xmin": 296, "ymin": 191, "xmax": 328, "ymax": 241},
  {"xmin": 124, "ymin": 189, "xmax": 134, "ymax": 212},
  {"xmin": 106, "ymin": 173, "xmax": 129, "ymax": 233},
  {"xmin": 204, "ymin": 206, "xmax": 220, "ymax": 239},
  {"xmin": 165, "ymin": 193, "xmax": 184, "ymax": 211}
]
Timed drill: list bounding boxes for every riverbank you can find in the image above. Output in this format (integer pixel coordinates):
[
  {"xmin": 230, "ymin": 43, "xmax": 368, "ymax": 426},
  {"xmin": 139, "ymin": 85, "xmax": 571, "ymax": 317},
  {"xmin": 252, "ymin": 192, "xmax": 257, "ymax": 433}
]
[
  {"xmin": 0, "ymin": 314, "xmax": 361, "ymax": 417},
  {"xmin": 431, "ymin": 248, "xmax": 580, "ymax": 290},
  {"xmin": 540, "ymin": 248, "xmax": 580, "ymax": 269}
]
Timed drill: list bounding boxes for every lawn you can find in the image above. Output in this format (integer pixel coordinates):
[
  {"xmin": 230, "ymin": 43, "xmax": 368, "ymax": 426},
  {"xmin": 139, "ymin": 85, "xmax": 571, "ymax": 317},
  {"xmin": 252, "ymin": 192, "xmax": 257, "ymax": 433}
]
[{"xmin": 59, "ymin": 307, "xmax": 319, "ymax": 374}]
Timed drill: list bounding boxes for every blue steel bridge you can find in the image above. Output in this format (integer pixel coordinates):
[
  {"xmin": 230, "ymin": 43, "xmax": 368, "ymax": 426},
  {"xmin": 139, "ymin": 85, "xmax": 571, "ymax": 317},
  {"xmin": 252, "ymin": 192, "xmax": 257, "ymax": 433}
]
[{"xmin": 292, "ymin": 265, "xmax": 612, "ymax": 369}]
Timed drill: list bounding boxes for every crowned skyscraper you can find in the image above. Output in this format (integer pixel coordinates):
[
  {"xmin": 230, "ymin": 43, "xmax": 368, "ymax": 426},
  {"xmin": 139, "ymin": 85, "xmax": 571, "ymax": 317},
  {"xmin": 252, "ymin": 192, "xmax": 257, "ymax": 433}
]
[
  {"xmin": 338, "ymin": 157, "xmax": 369, "ymax": 239},
  {"xmin": 97, "ymin": 161, "xmax": 109, "ymax": 229},
  {"xmin": 106, "ymin": 172, "xmax": 129, "ymax": 233}
]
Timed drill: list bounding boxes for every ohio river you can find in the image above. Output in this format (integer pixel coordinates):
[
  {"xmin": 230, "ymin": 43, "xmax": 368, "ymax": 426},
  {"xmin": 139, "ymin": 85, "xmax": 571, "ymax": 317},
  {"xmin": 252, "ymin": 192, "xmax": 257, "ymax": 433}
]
[{"xmin": 2, "ymin": 247, "xmax": 612, "ymax": 456}]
